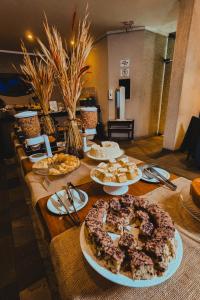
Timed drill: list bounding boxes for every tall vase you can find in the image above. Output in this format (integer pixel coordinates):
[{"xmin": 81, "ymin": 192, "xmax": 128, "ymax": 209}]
[{"xmin": 65, "ymin": 118, "xmax": 83, "ymax": 158}]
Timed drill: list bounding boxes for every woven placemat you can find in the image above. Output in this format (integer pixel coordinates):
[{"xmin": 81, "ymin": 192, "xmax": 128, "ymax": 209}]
[
  {"xmin": 50, "ymin": 177, "xmax": 200, "ymax": 300},
  {"xmin": 50, "ymin": 226, "xmax": 200, "ymax": 300}
]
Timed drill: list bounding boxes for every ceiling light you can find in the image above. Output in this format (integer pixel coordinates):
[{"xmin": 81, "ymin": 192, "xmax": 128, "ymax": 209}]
[
  {"xmin": 25, "ymin": 31, "xmax": 34, "ymax": 42},
  {"xmin": 70, "ymin": 40, "xmax": 75, "ymax": 46}
]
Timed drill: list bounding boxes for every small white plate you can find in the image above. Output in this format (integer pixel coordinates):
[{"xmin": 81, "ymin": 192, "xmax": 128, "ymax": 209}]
[
  {"xmin": 141, "ymin": 167, "xmax": 170, "ymax": 183},
  {"xmin": 80, "ymin": 225, "xmax": 183, "ymax": 287},
  {"xmin": 47, "ymin": 189, "xmax": 88, "ymax": 215},
  {"xmin": 86, "ymin": 149, "xmax": 124, "ymax": 161}
]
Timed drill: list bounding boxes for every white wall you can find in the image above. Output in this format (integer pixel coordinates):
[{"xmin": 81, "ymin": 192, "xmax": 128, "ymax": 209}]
[{"xmin": 107, "ymin": 30, "xmax": 166, "ymax": 137}]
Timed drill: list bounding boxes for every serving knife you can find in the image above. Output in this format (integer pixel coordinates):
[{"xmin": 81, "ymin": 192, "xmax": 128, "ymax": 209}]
[
  {"xmin": 69, "ymin": 182, "xmax": 85, "ymax": 203},
  {"xmin": 143, "ymin": 168, "xmax": 176, "ymax": 191},
  {"xmin": 55, "ymin": 192, "xmax": 79, "ymax": 226},
  {"xmin": 149, "ymin": 167, "xmax": 177, "ymax": 191},
  {"xmin": 65, "ymin": 184, "xmax": 81, "ymax": 225}
]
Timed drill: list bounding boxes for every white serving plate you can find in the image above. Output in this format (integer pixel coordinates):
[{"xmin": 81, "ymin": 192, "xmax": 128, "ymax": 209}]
[
  {"xmin": 80, "ymin": 224, "xmax": 183, "ymax": 288},
  {"xmin": 141, "ymin": 167, "xmax": 170, "ymax": 183},
  {"xmin": 86, "ymin": 149, "xmax": 124, "ymax": 161},
  {"xmin": 90, "ymin": 168, "xmax": 142, "ymax": 195},
  {"xmin": 47, "ymin": 188, "xmax": 88, "ymax": 215}
]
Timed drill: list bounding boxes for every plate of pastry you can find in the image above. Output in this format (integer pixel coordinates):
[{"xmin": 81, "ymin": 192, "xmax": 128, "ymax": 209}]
[
  {"xmin": 32, "ymin": 153, "xmax": 80, "ymax": 176},
  {"xmin": 87, "ymin": 141, "xmax": 124, "ymax": 161},
  {"xmin": 80, "ymin": 196, "xmax": 183, "ymax": 287},
  {"xmin": 90, "ymin": 156, "xmax": 142, "ymax": 195}
]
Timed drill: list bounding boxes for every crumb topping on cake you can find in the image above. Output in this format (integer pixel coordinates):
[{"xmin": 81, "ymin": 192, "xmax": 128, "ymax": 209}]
[{"xmin": 84, "ymin": 194, "xmax": 176, "ymax": 279}]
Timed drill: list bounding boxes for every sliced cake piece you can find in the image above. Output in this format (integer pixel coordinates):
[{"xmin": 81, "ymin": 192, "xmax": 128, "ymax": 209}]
[
  {"xmin": 118, "ymin": 232, "xmax": 137, "ymax": 253},
  {"xmin": 117, "ymin": 156, "xmax": 129, "ymax": 166},
  {"xmin": 153, "ymin": 228, "xmax": 176, "ymax": 258},
  {"xmin": 120, "ymin": 194, "xmax": 135, "ymax": 208},
  {"xmin": 118, "ymin": 207, "xmax": 134, "ymax": 225},
  {"xmin": 128, "ymin": 249, "xmax": 155, "ymax": 279},
  {"xmin": 132, "ymin": 196, "xmax": 149, "ymax": 210},
  {"xmin": 102, "ymin": 172, "xmax": 115, "ymax": 183},
  {"xmin": 144, "ymin": 238, "xmax": 172, "ymax": 273},
  {"xmin": 109, "ymin": 197, "xmax": 121, "ymax": 213},
  {"xmin": 139, "ymin": 221, "xmax": 154, "ymax": 239},
  {"xmin": 116, "ymin": 173, "xmax": 127, "ymax": 183},
  {"xmin": 126, "ymin": 170, "xmax": 137, "ymax": 180},
  {"xmin": 105, "ymin": 212, "xmax": 125, "ymax": 234},
  {"xmin": 85, "ymin": 207, "xmax": 104, "ymax": 223},
  {"xmin": 135, "ymin": 210, "xmax": 149, "ymax": 226},
  {"xmin": 101, "ymin": 245, "xmax": 125, "ymax": 273},
  {"xmin": 92, "ymin": 199, "xmax": 109, "ymax": 213}
]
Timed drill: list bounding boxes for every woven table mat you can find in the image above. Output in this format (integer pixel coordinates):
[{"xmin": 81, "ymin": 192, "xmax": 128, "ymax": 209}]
[
  {"xmin": 50, "ymin": 227, "xmax": 200, "ymax": 300},
  {"xmin": 50, "ymin": 177, "xmax": 200, "ymax": 300}
]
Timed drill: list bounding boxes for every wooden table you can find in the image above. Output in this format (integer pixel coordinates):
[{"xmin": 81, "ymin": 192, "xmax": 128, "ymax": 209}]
[
  {"xmin": 14, "ymin": 136, "xmax": 178, "ymax": 242},
  {"xmin": 36, "ymin": 173, "xmax": 177, "ymax": 241}
]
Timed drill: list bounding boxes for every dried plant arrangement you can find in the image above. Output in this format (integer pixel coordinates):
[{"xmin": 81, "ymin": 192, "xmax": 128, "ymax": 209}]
[
  {"xmin": 38, "ymin": 7, "xmax": 93, "ymax": 157},
  {"xmin": 20, "ymin": 44, "xmax": 56, "ymax": 136}
]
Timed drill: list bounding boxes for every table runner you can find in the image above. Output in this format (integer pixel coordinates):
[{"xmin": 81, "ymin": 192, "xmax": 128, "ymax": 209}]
[
  {"xmin": 25, "ymin": 156, "xmax": 142, "ymax": 206},
  {"xmin": 50, "ymin": 177, "xmax": 200, "ymax": 300}
]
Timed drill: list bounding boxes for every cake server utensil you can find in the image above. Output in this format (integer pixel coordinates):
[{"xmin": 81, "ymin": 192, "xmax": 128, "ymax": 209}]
[
  {"xmin": 55, "ymin": 192, "xmax": 79, "ymax": 226},
  {"xmin": 148, "ymin": 167, "xmax": 177, "ymax": 191}
]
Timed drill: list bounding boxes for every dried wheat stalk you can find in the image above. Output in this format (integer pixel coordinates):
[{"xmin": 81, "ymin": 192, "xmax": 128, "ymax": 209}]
[
  {"xmin": 37, "ymin": 7, "xmax": 93, "ymax": 153},
  {"xmin": 20, "ymin": 44, "xmax": 55, "ymax": 135}
]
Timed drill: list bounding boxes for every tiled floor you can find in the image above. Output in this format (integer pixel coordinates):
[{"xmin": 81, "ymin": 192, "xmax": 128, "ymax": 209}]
[{"xmin": 0, "ymin": 135, "xmax": 200, "ymax": 300}]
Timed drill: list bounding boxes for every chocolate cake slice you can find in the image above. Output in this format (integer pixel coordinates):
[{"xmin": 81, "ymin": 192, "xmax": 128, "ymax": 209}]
[
  {"xmin": 101, "ymin": 245, "xmax": 125, "ymax": 273},
  {"xmin": 118, "ymin": 232, "xmax": 137, "ymax": 252},
  {"xmin": 92, "ymin": 199, "xmax": 109, "ymax": 212},
  {"xmin": 85, "ymin": 207, "xmax": 104, "ymax": 223},
  {"xmin": 109, "ymin": 197, "xmax": 121, "ymax": 213},
  {"xmin": 153, "ymin": 228, "xmax": 176, "ymax": 258},
  {"xmin": 139, "ymin": 221, "xmax": 154, "ymax": 239},
  {"xmin": 144, "ymin": 238, "xmax": 172, "ymax": 273},
  {"xmin": 132, "ymin": 196, "xmax": 149, "ymax": 210},
  {"xmin": 118, "ymin": 207, "xmax": 134, "ymax": 225},
  {"xmin": 120, "ymin": 194, "xmax": 135, "ymax": 208},
  {"xmin": 135, "ymin": 210, "xmax": 149, "ymax": 226},
  {"xmin": 86, "ymin": 226, "xmax": 114, "ymax": 257},
  {"xmin": 105, "ymin": 212, "xmax": 125, "ymax": 234},
  {"xmin": 128, "ymin": 249, "xmax": 155, "ymax": 279}
]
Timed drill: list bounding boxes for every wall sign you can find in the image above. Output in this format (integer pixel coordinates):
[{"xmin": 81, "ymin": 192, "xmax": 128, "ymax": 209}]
[
  {"xmin": 120, "ymin": 59, "xmax": 130, "ymax": 68},
  {"xmin": 120, "ymin": 68, "xmax": 129, "ymax": 77}
]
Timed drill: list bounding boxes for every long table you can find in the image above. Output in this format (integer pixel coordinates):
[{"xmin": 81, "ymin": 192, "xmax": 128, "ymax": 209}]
[
  {"xmin": 14, "ymin": 137, "xmax": 200, "ymax": 300},
  {"xmin": 15, "ymin": 140, "xmax": 177, "ymax": 240}
]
